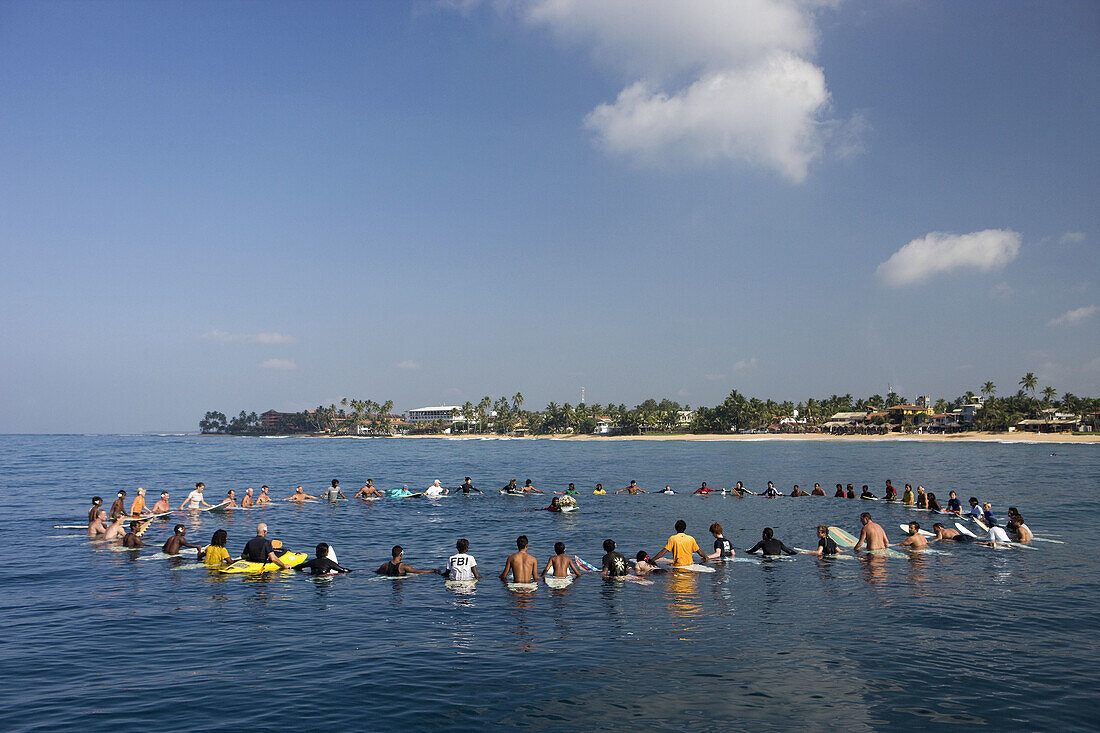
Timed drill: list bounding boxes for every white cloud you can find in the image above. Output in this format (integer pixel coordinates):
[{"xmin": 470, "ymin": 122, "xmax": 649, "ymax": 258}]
[
  {"xmin": 876, "ymin": 229, "xmax": 1021, "ymax": 287},
  {"xmin": 1048, "ymin": 305, "xmax": 1098, "ymax": 327},
  {"xmin": 472, "ymin": 0, "xmax": 852, "ymax": 182},
  {"xmin": 395, "ymin": 360, "xmax": 422, "ymax": 371},
  {"xmin": 203, "ymin": 329, "xmax": 297, "ymax": 345},
  {"xmin": 1060, "ymin": 231, "xmax": 1086, "ymax": 244},
  {"xmin": 260, "ymin": 358, "xmax": 297, "ymax": 371},
  {"xmin": 733, "ymin": 357, "xmax": 758, "ymax": 372}
]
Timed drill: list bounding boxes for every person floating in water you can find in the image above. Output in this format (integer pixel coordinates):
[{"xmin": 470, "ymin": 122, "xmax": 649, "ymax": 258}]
[
  {"xmin": 424, "ymin": 480, "xmax": 448, "ymax": 498},
  {"xmin": 860, "ymin": 485, "xmax": 877, "ymax": 500},
  {"xmin": 897, "ymin": 522, "xmax": 928, "ymax": 550},
  {"xmin": 884, "ymin": 480, "xmax": 898, "ymax": 501},
  {"xmin": 200, "ymin": 529, "xmax": 231, "ymax": 567},
  {"xmin": 659, "ymin": 485, "xmax": 676, "ymax": 495},
  {"xmin": 789, "ymin": 485, "xmax": 809, "ymax": 497},
  {"xmin": 915, "ymin": 486, "xmax": 928, "ymax": 509},
  {"xmin": 834, "ymin": 484, "xmax": 846, "ymax": 498},
  {"xmin": 241, "ymin": 488, "xmax": 254, "ymax": 508},
  {"xmin": 762, "ymin": 482, "xmax": 781, "ymax": 497},
  {"xmin": 927, "ymin": 493, "xmax": 942, "ymax": 512},
  {"xmin": 811, "ymin": 483, "xmax": 826, "ymax": 496},
  {"xmin": 283, "ymin": 486, "xmax": 317, "ymax": 502},
  {"xmin": 376, "ymin": 545, "xmax": 438, "ymax": 577},
  {"xmin": 499, "ymin": 535, "xmax": 538, "ymax": 584},
  {"xmin": 181, "ymin": 482, "xmax": 213, "ymax": 511},
  {"xmin": 708, "ymin": 522, "xmax": 735, "ymax": 559},
  {"xmin": 600, "ymin": 539, "xmax": 629, "ymax": 577},
  {"xmin": 500, "ymin": 479, "xmax": 520, "ymax": 495},
  {"xmin": 652, "ymin": 520, "xmax": 708, "ymax": 568},
  {"xmin": 633, "ymin": 550, "xmax": 664, "ymax": 574},
  {"xmin": 693, "ymin": 482, "xmax": 714, "ymax": 495},
  {"xmin": 87, "ymin": 510, "xmax": 125, "ymax": 540},
  {"xmin": 853, "ymin": 513, "xmax": 889, "ymax": 552},
  {"xmin": 458, "ymin": 477, "xmax": 482, "ymax": 495},
  {"xmin": 616, "ymin": 480, "xmax": 646, "ymax": 495},
  {"xmin": 902, "ymin": 484, "xmax": 914, "ymax": 505},
  {"xmin": 320, "ymin": 480, "xmax": 347, "ymax": 501},
  {"xmin": 297, "ymin": 543, "xmax": 351, "ymax": 575},
  {"xmin": 555, "ymin": 483, "xmax": 579, "ymax": 496},
  {"xmin": 746, "ymin": 527, "xmax": 797, "ymax": 557},
  {"xmin": 520, "ymin": 480, "xmax": 544, "ymax": 495},
  {"xmin": 446, "ymin": 538, "xmax": 481, "ymax": 581},
  {"xmin": 355, "ymin": 480, "xmax": 385, "ymax": 499},
  {"xmin": 162, "ymin": 524, "xmax": 201, "ymax": 555},
  {"xmin": 592, "ymin": 483, "xmax": 606, "ymax": 495},
  {"xmin": 255, "ymin": 486, "xmax": 272, "ymax": 505},
  {"xmin": 121, "ymin": 521, "xmax": 146, "ymax": 548},
  {"xmin": 541, "ymin": 542, "xmax": 585, "ymax": 580},
  {"xmin": 801, "ymin": 525, "xmax": 840, "ymax": 556}
]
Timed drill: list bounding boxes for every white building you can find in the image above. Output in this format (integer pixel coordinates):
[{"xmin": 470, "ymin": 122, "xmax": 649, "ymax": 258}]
[{"xmin": 407, "ymin": 406, "xmax": 465, "ymax": 424}]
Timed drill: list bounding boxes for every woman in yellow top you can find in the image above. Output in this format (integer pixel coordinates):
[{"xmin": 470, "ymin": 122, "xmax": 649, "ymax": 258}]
[
  {"xmin": 902, "ymin": 484, "xmax": 914, "ymax": 505},
  {"xmin": 128, "ymin": 487, "xmax": 147, "ymax": 516},
  {"xmin": 202, "ymin": 529, "xmax": 232, "ymax": 567},
  {"xmin": 592, "ymin": 483, "xmax": 606, "ymax": 495}
]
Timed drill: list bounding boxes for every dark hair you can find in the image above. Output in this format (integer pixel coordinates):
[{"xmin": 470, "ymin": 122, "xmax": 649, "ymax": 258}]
[
  {"xmin": 861, "ymin": 485, "xmax": 868, "ymax": 490},
  {"xmin": 969, "ymin": 497, "xmax": 979, "ymax": 504},
  {"xmin": 316, "ymin": 542, "xmax": 329, "ymax": 557},
  {"xmin": 817, "ymin": 525, "xmax": 828, "ymax": 534},
  {"xmin": 524, "ymin": 479, "xmax": 532, "ymax": 486},
  {"xmin": 636, "ymin": 550, "xmax": 648, "ymax": 561},
  {"xmin": 596, "ymin": 483, "xmax": 602, "ymax": 489},
  {"xmin": 860, "ymin": 512, "xmax": 871, "ymax": 521},
  {"xmin": 391, "ymin": 545, "xmax": 403, "ymax": 558},
  {"xmin": 710, "ymin": 522, "xmax": 723, "ymax": 535},
  {"xmin": 932, "ymin": 523, "xmax": 944, "ymax": 530},
  {"xmin": 331, "ymin": 479, "xmax": 339, "ymax": 487},
  {"xmin": 763, "ymin": 527, "xmax": 774, "ymax": 539},
  {"xmin": 196, "ymin": 482, "xmax": 204, "ymax": 489},
  {"xmin": 129, "ymin": 521, "xmax": 139, "ymax": 530},
  {"xmin": 516, "ymin": 535, "xmax": 528, "ymax": 550},
  {"xmin": 117, "ymin": 490, "xmax": 126, "ymax": 496},
  {"xmin": 675, "ymin": 519, "xmax": 687, "ymax": 532},
  {"xmin": 92, "ymin": 496, "xmax": 102, "ymax": 504},
  {"xmin": 555, "ymin": 542, "xmax": 565, "ymax": 554},
  {"xmin": 464, "ymin": 477, "xmax": 471, "ymax": 481},
  {"xmin": 174, "ymin": 524, "xmax": 186, "ymax": 534},
  {"xmin": 910, "ymin": 522, "xmax": 920, "ymax": 531},
  {"xmin": 456, "ymin": 538, "xmax": 469, "ymax": 552},
  {"xmin": 927, "ymin": 493, "xmax": 936, "ymax": 501},
  {"xmin": 603, "ymin": 539, "xmax": 615, "ymax": 552},
  {"xmin": 836, "ymin": 484, "xmax": 842, "ymax": 490},
  {"xmin": 211, "ymin": 529, "xmax": 227, "ymax": 547}
]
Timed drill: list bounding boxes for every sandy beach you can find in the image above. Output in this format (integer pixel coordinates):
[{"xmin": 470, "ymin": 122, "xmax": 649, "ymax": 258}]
[{"xmin": 405, "ymin": 431, "xmax": 1099, "ymax": 444}]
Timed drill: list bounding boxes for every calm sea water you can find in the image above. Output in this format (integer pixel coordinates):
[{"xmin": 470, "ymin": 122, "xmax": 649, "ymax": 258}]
[{"xmin": 1, "ymin": 434, "xmax": 1097, "ymax": 731}]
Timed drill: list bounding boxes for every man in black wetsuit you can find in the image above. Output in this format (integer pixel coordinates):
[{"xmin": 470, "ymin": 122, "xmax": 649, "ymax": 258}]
[
  {"xmin": 600, "ymin": 539, "xmax": 629, "ymax": 577},
  {"xmin": 241, "ymin": 523, "xmax": 288, "ymax": 569},
  {"xmin": 746, "ymin": 527, "xmax": 798, "ymax": 556},
  {"xmin": 376, "ymin": 545, "xmax": 439, "ymax": 577},
  {"xmin": 296, "ymin": 543, "xmax": 351, "ymax": 575},
  {"xmin": 459, "ymin": 477, "xmax": 482, "ymax": 495}
]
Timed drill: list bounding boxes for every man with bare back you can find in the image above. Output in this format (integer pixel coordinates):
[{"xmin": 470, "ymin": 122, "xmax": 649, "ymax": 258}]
[
  {"xmin": 499, "ymin": 535, "xmax": 538, "ymax": 584},
  {"xmin": 853, "ymin": 512, "xmax": 889, "ymax": 551}
]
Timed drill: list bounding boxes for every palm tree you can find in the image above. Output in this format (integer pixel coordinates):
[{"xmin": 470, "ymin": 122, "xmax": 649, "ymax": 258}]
[
  {"xmin": 1020, "ymin": 372, "xmax": 1037, "ymax": 395},
  {"xmin": 512, "ymin": 392, "xmax": 524, "ymax": 413},
  {"xmin": 981, "ymin": 381, "xmax": 996, "ymax": 398},
  {"xmin": 1041, "ymin": 386, "xmax": 1057, "ymax": 403}
]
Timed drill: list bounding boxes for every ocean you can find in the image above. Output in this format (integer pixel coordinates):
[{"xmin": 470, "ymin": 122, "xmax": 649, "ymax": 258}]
[{"xmin": 1, "ymin": 434, "xmax": 1096, "ymax": 731}]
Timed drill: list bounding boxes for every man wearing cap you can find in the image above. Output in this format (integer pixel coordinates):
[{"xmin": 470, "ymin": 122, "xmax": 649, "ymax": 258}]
[{"xmin": 241, "ymin": 523, "xmax": 288, "ymax": 568}]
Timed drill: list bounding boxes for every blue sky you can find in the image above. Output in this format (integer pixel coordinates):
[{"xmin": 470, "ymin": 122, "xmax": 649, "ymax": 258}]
[{"xmin": 1, "ymin": 0, "xmax": 1097, "ymax": 432}]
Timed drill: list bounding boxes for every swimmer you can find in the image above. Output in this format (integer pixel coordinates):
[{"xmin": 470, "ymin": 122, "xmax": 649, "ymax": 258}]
[
  {"xmin": 692, "ymin": 482, "xmax": 714, "ymax": 495},
  {"xmin": 853, "ymin": 513, "xmax": 889, "ymax": 551},
  {"xmin": 846, "ymin": 484, "xmax": 855, "ymax": 499},
  {"xmin": 555, "ymin": 483, "xmax": 580, "ymax": 496},
  {"xmin": 600, "ymin": 539, "xmax": 629, "ymax": 577},
  {"xmin": 109, "ymin": 490, "xmax": 127, "ymax": 520},
  {"xmin": 945, "ymin": 490, "xmax": 961, "ymax": 514},
  {"xmin": 320, "ymin": 479, "xmax": 347, "ymax": 501},
  {"xmin": 150, "ymin": 491, "xmax": 171, "ymax": 514},
  {"xmin": 377, "ymin": 545, "xmax": 438, "ymax": 577},
  {"xmin": 789, "ymin": 485, "xmax": 809, "ymax": 497},
  {"xmin": 633, "ymin": 551, "xmax": 664, "ymax": 574},
  {"xmin": 902, "ymin": 484, "xmax": 914, "ymax": 505},
  {"xmin": 801, "ymin": 525, "xmax": 840, "ymax": 556},
  {"xmin": 915, "ymin": 486, "xmax": 928, "ymax": 509},
  {"xmin": 255, "ymin": 486, "xmax": 272, "ymax": 505},
  {"xmin": 121, "ymin": 521, "xmax": 146, "ymax": 548},
  {"xmin": 296, "ymin": 542, "xmax": 351, "ymax": 575},
  {"xmin": 981, "ymin": 518, "xmax": 1011, "ymax": 547},
  {"xmin": 224, "ymin": 489, "xmax": 237, "ymax": 507},
  {"xmin": 592, "ymin": 483, "xmax": 606, "ymax": 495},
  {"xmin": 1008, "ymin": 516, "xmax": 1033, "ymax": 543},
  {"xmin": 88, "ymin": 496, "xmax": 104, "ymax": 523},
  {"xmin": 762, "ymin": 481, "xmax": 781, "ymax": 498},
  {"xmin": 966, "ymin": 497, "xmax": 984, "ymax": 520},
  {"xmin": 746, "ymin": 527, "xmax": 797, "ymax": 556},
  {"xmin": 102, "ymin": 513, "xmax": 128, "ymax": 540},
  {"xmin": 731, "ymin": 480, "xmax": 746, "ymax": 498},
  {"xmin": 860, "ymin": 485, "xmax": 877, "ymax": 500},
  {"xmin": 927, "ymin": 493, "xmax": 942, "ymax": 512},
  {"xmin": 241, "ymin": 488, "xmax": 254, "ymax": 508},
  {"xmin": 651, "ymin": 520, "xmax": 707, "ymax": 567},
  {"xmin": 500, "ymin": 479, "xmax": 520, "ymax": 495},
  {"xmin": 446, "ymin": 538, "xmax": 481, "ymax": 580},
  {"xmin": 897, "ymin": 522, "xmax": 928, "ymax": 549},
  {"xmin": 128, "ymin": 488, "xmax": 149, "ymax": 517},
  {"xmin": 389, "ymin": 485, "xmax": 414, "ymax": 497},
  {"xmin": 810, "ymin": 483, "xmax": 826, "ymax": 496},
  {"xmin": 355, "ymin": 480, "xmax": 385, "ymax": 499},
  {"xmin": 541, "ymin": 542, "xmax": 585, "ymax": 579},
  {"xmin": 707, "ymin": 522, "xmax": 735, "ymax": 559},
  {"xmin": 884, "ymin": 480, "xmax": 898, "ymax": 501},
  {"xmin": 834, "ymin": 484, "xmax": 846, "ymax": 498},
  {"xmin": 282, "ymin": 486, "xmax": 317, "ymax": 502},
  {"xmin": 520, "ymin": 479, "xmax": 544, "ymax": 495},
  {"xmin": 616, "ymin": 480, "xmax": 647, "ymax": 495},
  {"xmin": 457, "ymin": 477, "xmax": 483, "ymax": 495},
  {"xmin": 499, "ymin": 535, "xmax": 538, "ymax": 583},
  {"xmin": 931, "ymin": 523, "xmax": 969, "ymax": 543},
  {"xmin": 545, "ymin": 494, "xmax": 577, "ymax": 512},
  {"xmin": 241, "ymin": 523, "xmax": 288, "ymax": 568},
  {"xmin": 658, "ymin": 485, "xmax": 677, "ymax": 495},
  {"xmin": 180, "ymin": 482, "xmax": 213, "ymax": 511},
  {"xmin": 982, "ymin": 502, "xmax": 996, "ymax": 524},
  {"xmin": 423, "ymin": 480, "xmax": 448, "ymax": 498},
  {"xmin": 200, "ymin": 529, "xmax": 232, "ymax": 567},
  {"xmin": 162, "ymin": 524, "xmax": 201, "ymax": 555}
]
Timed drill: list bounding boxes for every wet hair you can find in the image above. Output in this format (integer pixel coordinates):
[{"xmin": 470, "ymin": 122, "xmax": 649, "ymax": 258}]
[
  {"xmin": 595, "ymin": 483, "xmax": 602, "ymax": 489},
  {"xmin": 211, "ymin": 529, "xmax": 227, "ymax": 547},
  {"xmin": 1008, "ymin": 506, "xmax": 1020, "ymax": 516},
  {"xmin": 464, "ymin": 477, "xmax": 471, "ymax": 482},
  {"xmin": 636, "ymin": 550, "xmax": 648, "ymax": 561},
  {"xmin": 860, "ymin": 512, "xmax": 871, "ymax": 521},
  {"xmin": 117, "ymin": 490, "xmax": 126, "ymax": 497},
  {"xmin": 910, "ymin": 522, "xmax": 920, "ymax": 531},
  {"xmin": 332, "ymin": 479, "xmax": 339, "ymax": 487},
  {"xmin": 160, "ymin": 492, "xmax": 168, "ymax": 497},
  {"xmin": 568, "ymin": 483, "xmax": 574, "ymax": 489},
  {"xmin": 846, "ymin": 484, "xmax": 853, "ymax": 489},
  {"xmin": 629, "ymin": 480, "xmax": 636, "ymax": 485},
  {"xmin": 710, "ymin": 522, "xmax": 723, "ymax": 536},
  {"xmin": 927, "ymin": 493, "xmax": 936, "ymax": 501},
  {"xmin": 92, "ymin": 496, "xmax": 102, "ymax": 504},
  {"xmin": 675, "ymin": 519, "xmax": 687, "ymax": 532},
  {"xmin": 554, "ymin": 542, "xmax": 565, "ymax": 554},
  {"xmin": 932, "ymin": 523, "xmax": 944, "ymax": 530},
  {"xmin": 196, "ymin": 482, "xmax": 204, "ymax": 489},
  {"xmin": 949, "ymin": 490, "xmax": 957, "ymax": 496},
  {"xmin": 603, "ymin": 539, "xmax": 616, "ymax": 552},
  {"xmin": 316, "ymin": 542, "xmax": 329, "ymax": 557},
  {"xmin": 174, "ymin": 524, "xmax": 186, "ymax": 534},
  {"xmin": 836, "ymin": 484, "xmax": 842, "ymax": 490},
  {"xmin": 524, "ymin": 479, "xmax": 532, "ymax": 486},
  {"xmin": 817, "ymin": 525, "xmax": 828, "ymax": 535},
  {"xmin": 969, "ymin": 497, "xmax": 979, "ymax": 504},
  {"xmin": 391, "ymin": 545, "xmax": 403, "ymax": 558},
  {"xmin": 129, "ymin": 521, "xmax": 139, "ymax": 530},
  {"xmin": 516, "ymin": 535, "xmax": 528, "ymax": 550},
  {"xmin": 861, "ymin": 485, "xmax": 869, "ymax": 491},
  {"xmin": 456, "ymin": 538, "xmax": 469, "ymax": 552},
  {"xmin": 762, "ymin": 527, "xmax": 774, "ymax": 539}
]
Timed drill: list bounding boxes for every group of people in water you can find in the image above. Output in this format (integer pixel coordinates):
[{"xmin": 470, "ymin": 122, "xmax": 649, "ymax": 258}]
[{"xmin": 80, "ymin": 472, "xmax": 1036, "ymax": 582}]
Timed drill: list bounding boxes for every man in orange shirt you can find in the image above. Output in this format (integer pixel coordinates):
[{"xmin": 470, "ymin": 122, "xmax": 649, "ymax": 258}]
[{"xmin": 651, "ymin": 519, "xmax": 708, "ymax": 568}]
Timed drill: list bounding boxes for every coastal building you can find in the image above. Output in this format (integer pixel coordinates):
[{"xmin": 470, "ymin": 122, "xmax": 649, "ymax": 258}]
[
  {"xmin": 406, "ymin": 406, "xmax": 465, "ymax": 425},
  {"xmin": 886, "ymin": 404, "xmax": 933, "ymax": 419},
  {"xmin": 825, "ymin": 411, "xmax": 868, "ymax": 431},
  {"xmin": 260, "ymin": 409, "xmax": 296, "ymax": 430},
  {"xmin": 593, "ymin": 417, "xmax": 617, "ymax": 435}
]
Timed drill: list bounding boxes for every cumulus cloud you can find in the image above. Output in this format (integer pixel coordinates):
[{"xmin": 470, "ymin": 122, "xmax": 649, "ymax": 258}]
[
  {"xmin": 466, "ymin": 0, "xmax": 852, "ymax": 182},
  {"xmin": 1048, "ymin": 305, "xmax": 1098, "ymax": 327},
  {"xmin": 203, "ymin": 329, "xmax": 297, "ymax": 345},
  {"xmin": 733, "ymin": 357, "xmax": 758, "ymax": 372},
  {"xmin": 260, "ymin": 358, "xmax": 297, "ymax": 371},
  {"xmin": 876, "ymin": 229, "xmax": 1021, "ymax": 287},
  {"xmin": 395, "ymin": 360, "xmax": 422, "ymax": 371},
  {"xmin": 1060, "ymin": 231, "xmax": 1086, "ymax": 244}
]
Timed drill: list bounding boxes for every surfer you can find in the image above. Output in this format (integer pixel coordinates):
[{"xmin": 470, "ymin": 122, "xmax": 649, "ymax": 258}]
[
  {"xmin": 128, "ymin": 488, "xmax": 149, "ymax": 516},
  {"xmin": 181, "ymin": 483, "xmax": 213, "ymax": 511},
  {"xmin": 853, "ymin": 513, "xmax": 889, "ymax": 551},
  {"xmin": 592, "ymin": 483, "xmax": 606, "ymax": 495},
  {"xmin": 761, "ymin": 482, "xmax": 780, "ymax": 497},
  {"xmin": 390, "ymin": 485, "xmax": 414, "ymax": 497},
  {"xmin": 282, "ymin": 486, "xmax": 317, "ymax": 502},
  {"xmin": 651, "ymin": 520, "xmax": 708, "ymax": 568},
  {"xmin": 150, "ymin": 491, "xmax": 171, "ymax": 514},
  {"xmin": 545, "ymin": 494, "xmax": 577, "ymax": 512},
  {"xmin": 927, "ymin": 493, "xmax": 943, "ymax": 512},
  {"xmin": 834, "ymin": 484, "xmax": 846, "ymax": 498},
  {"xmin": 746, "ymin": 527, "xmax": 797, "ymax": 557},
  {"xmin": 224, "ymin": 489, "xmax": 238, "ymax": 507},
  {"xmin": 707, "ymin": 522, "xmax": 735, "ymax": 559},
  {"xmin": 982, "ymin": 519, "xmax": 1011, "ymax": 547},
  {"xmin": 982, "ymin": 502, "xmax": 997, "ymax": 524},
  {"xmin": 109, "ymin": 490, "xmax": 127, "ymax": 520},
  {"xmin": 845, "ymin": 484, "xmax": 855, "ymax": 499},
  {"xmin": 88, "ymin": 496, "xmax": 104, "ymax": 523},
  {"xmin": 241, "ymin": 488, "xmax": 254, "ymax": 508},
  {"xmin": 376, "ymin": 545, "xmax": 438, "ymax": 577},
  {"xmin": 458, "ymin": 477, "xmax": 482, "ymax": 495},
  {"xmin": 692, "ymin": 482, "xmax": 714, "ymax": 495},
  {"xmin": 499, "ymin": 535, "xmax": 538, "ymax": 584},
  {"xmin": 811, "ymin": 483, "xmax": 826, "ymax": 496},
  {"xmin": 633, "ymin": 551, "xmax": 664, "ymax": 574},
  {"xmin": 121, "ymin": 521, "xmax": 146, "ymax": 548},
  {"xmin": 915, "ymin": 486, "xmax": 928, "ymax": 509},
  {"xmin": 500, "ymin": 479, "xmax": 520, "ymax": 495},
  {"xmin": 802, "ymin": 525, "xmax": 840, "ymax": 556},
  {"xmin": 446, "ymin": 538, "xmax": 480, "ymax": 580},
  {"xmin": 790, "ymin": 485, "xmax": 809, "ymax": 497},
  {"xmin": 520, "ymin": 480, "xmax": 544, "ymax": 495},
  {"xmin": 945, "ymin": 491, "xmax": 962, "ymax": 514},
  {"xmin": 966, "ymin": 497, "xmax": 983, "ymax": 519},
  {"xmin": 884, "ymin": 480, "xmax": 898, "ymax": 501},
  {"xmin": 541, "ymin": 542, "xmax": 585, "ymax": 579},
  {"xmin": 616, "ymin": 480, "xmax": 647, "ymax": 494},
  {"xmin": 902, "ymin": 484, "xmax": 914, "ymax": 505},
  {"xmin": 200, "ymin": 529, "xmax": 232, "ymax": 567},
  {"xmin": 320, "ymin": 480, "xmax": 347, "ymax": 501},
  {"xmin": 162, "ymin": 524, "xmax": 201, "ymax": 555},
  {"xmin": 296, "ymin": 543, "xmax": 351, "ymax": 575},
  {"xmin": 256, "ymin": 486, "xmax": 272, "ymax": 505},
  {"xmin": 424, "ymin": 480, "xmax": 448, "ymax": 498},
  {"xmin": 731, "ymin": 480, "xmax": 746, "ymax": 497},
  {"xmin": 555, "ymin": 483, "xmax": 580, "ymax": 496},
  {"xmin": 600, "ymin": 539, "xmax": 629, "ymax": 577},
  {"xmin": 241, "ymin": 524, "xmax": 289, "ymax": 569},
  {"xmin": 1008, "ymin": 515, "xmax": 1033, "ymax": 543},
  {"xmin": 860, "ymin": 486, "xmax": 877, "ymax": 500},
  {"xmin": 355, "ymin": 480, "xmax": 385, "ymax": 499},
  {"xmin": 88, "ymin": 510, "xmax": 125, "ymax": 539},
  {"xmin": 659, "ymin": 485, "xmax": 676, "ymax": 495},
  {"xmin": 897, "ymin": 522, "xmax": 928, "ymax": 549},
  {"xmin": 931, "ymin": 523, "xmax": 971, "ymax": 543}
]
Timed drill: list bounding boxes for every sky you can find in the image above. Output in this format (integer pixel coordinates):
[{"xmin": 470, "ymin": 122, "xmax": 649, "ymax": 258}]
[{"xmin": 1, "ymin": 0, "xmax": 1098, "ymax": 433}]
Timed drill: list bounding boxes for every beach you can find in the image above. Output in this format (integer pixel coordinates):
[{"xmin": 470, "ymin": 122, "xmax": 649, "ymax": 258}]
[{"xmin": 404, "ymin": 431, "xmax": 1100, "ymax": 444}]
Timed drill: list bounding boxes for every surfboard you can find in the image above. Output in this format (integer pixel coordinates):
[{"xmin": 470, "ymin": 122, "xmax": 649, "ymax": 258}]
[
  {"xmin": 573, "ymin": 556, "xmax": 600, "ymax": 572},
  {"xmin": 868, "ymin": 547, "xmax": 908, "ymax": 559},
  {"xmin": 673, "ymin": 563, "xmax": 716, "ymax": 573},
  {"xmin": 326, "ymin": 547, "xmax": 339, "ymax": 564},
  {"xmin": 119, "ymin": 511, "xmax": 170, "ymax": 522},
  {"xmin": 216, "ymin": 551, "xmax": 307, "ymax": 574},
  {"xmin": 828, "ymin": 526, "xmax": 859, "ymax": 548},
  {"xmin": 898, "ymin": 524, "xmax": 935, "ymax": 538},
  {"xmin": 954, "ymin": 522, "xmax": 978, "ymax": 538},
  {"xmin": 860, "ymin": 496, "xmax": 880, "ymax": 501},
  {"xmin": 557, "ymin": 505, "xmax": 578, "ymax": 513},
  {"xmin": 505, "ymin": 582, "xmax": 537, "ymax": 592},
  {"xmin": 205, "ymin": 500, "xmax": 233, "ymax": 513},
  {"xmin": 545, "ymin": 576, "xmax": 574, "ymax": 588}
]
